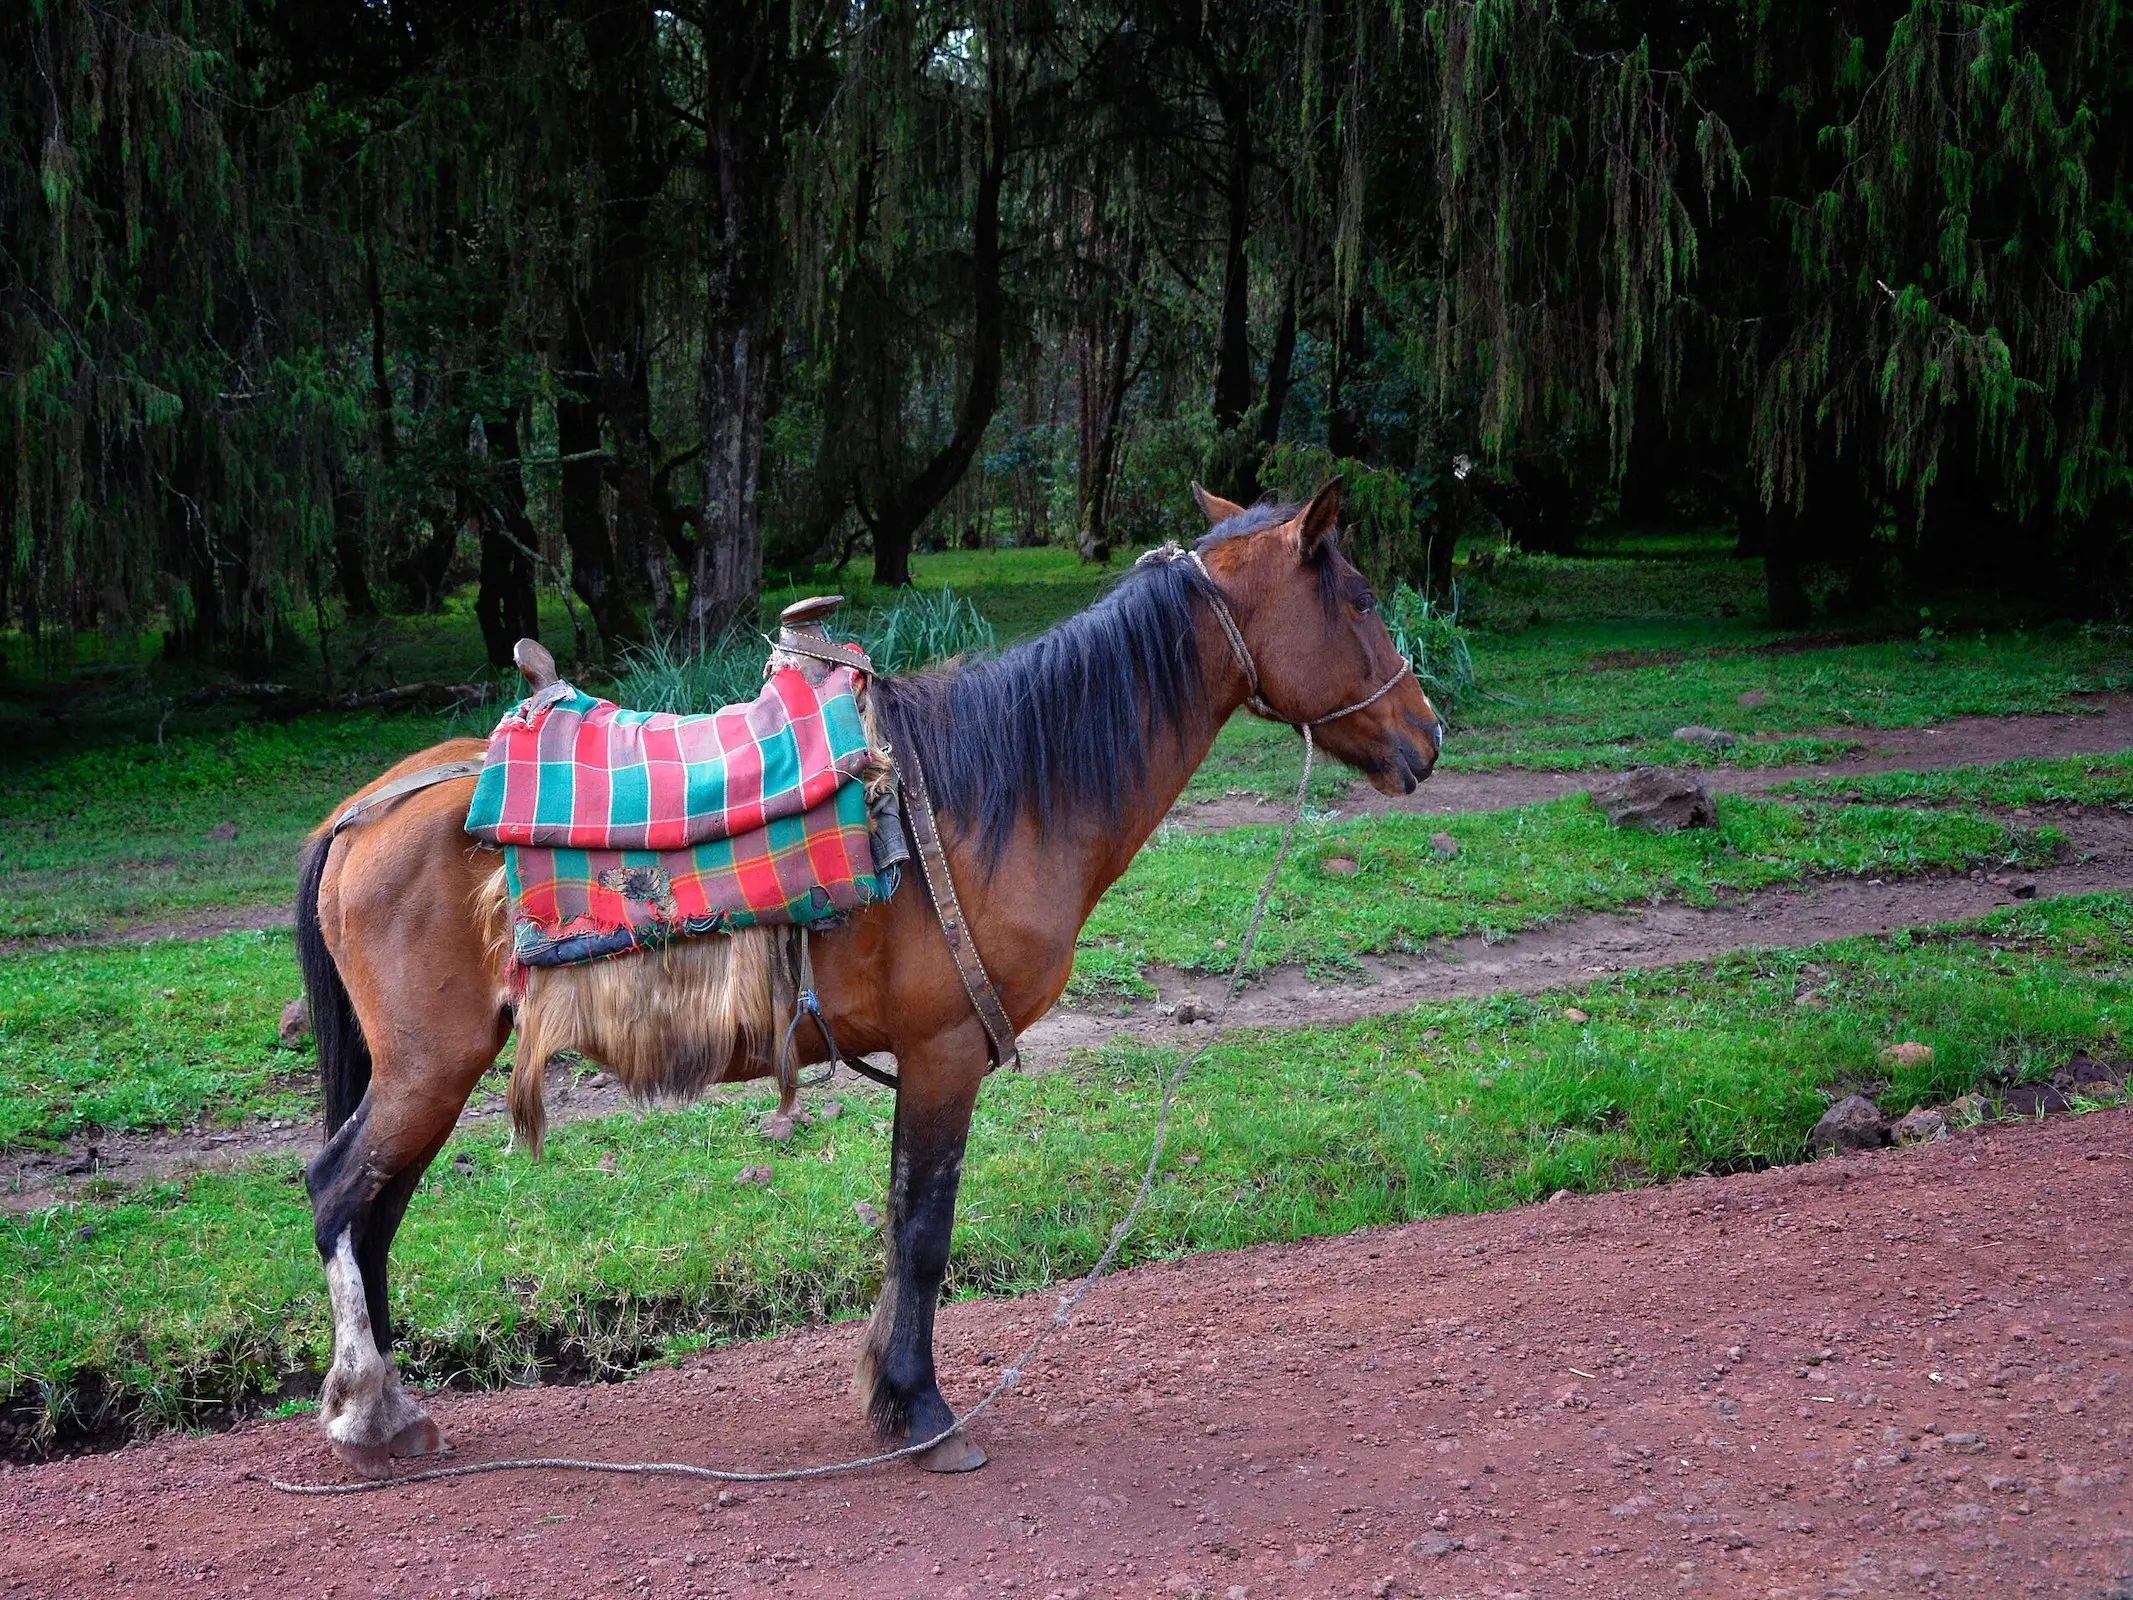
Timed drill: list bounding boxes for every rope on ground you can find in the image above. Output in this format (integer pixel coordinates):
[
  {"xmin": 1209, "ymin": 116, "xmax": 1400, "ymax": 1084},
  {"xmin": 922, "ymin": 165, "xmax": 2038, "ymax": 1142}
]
[{"xmin": 265, "ymin": 732, "xmax": 1319, "ymax": 1497}]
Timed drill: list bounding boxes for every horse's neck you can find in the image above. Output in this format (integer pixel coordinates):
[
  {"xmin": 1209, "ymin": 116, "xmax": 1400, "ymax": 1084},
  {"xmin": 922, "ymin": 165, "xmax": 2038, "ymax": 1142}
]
[{"xmin": 1076, "ymin": 611, "xmax": 1251, "ymax": 894}]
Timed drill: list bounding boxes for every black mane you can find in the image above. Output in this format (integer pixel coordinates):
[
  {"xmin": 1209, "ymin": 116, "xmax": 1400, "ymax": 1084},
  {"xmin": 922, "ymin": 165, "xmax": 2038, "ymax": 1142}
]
[{"xmin": 871, "ymin": 545, "xmax": 1234, "ymax": 868}]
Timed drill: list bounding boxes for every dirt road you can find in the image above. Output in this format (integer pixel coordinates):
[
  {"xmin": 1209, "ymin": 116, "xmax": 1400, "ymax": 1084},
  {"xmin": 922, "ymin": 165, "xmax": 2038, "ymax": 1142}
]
[{"xmin": 3, "ymin": 1109, "xmax": 2125, "ymax": 1599}]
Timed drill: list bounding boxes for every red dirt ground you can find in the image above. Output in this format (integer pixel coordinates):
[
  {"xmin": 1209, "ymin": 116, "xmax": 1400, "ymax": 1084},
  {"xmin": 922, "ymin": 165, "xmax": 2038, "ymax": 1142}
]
[{"xmin": 3, "ymin": 1112, "xmax": 2128, "ymax": 1600}]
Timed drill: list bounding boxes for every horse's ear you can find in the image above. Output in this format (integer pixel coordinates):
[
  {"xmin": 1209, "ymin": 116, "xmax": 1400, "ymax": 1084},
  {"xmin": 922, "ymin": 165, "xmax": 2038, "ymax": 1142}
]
[
  {"xmin": 1191, "ymin": 481, "xmax": 1245, "ymax": 527},
  {"xmin": 1296, "ymin": 478, "xmax": 1343, "ymax": 560}
]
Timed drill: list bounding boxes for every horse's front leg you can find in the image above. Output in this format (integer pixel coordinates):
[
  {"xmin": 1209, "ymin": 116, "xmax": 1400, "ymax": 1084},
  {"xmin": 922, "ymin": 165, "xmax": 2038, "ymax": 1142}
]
[{"xmin": 853, "ymin": 1026, "xmax": 990, "ymax": 1473}]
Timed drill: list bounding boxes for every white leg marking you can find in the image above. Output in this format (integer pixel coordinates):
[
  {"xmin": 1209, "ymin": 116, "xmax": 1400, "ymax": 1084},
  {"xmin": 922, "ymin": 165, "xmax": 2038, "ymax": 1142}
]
[{"xmin": 318, "ymin": 1228, "xmax": 440, "ymax": 1475}]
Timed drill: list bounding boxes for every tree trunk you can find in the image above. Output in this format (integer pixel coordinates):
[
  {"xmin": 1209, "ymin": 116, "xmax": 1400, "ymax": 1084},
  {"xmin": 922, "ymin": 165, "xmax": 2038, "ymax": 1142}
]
[
  {"xmin": 863, "ymin": 62, "xmax": 1009, "ymax": 590},
  {"xmin": 1764, "ymin": 538, "xmax": 1811, "ymax": 629},
  {"xmin": 556, "ymin": 309, "xmax": 634, "ymax": 654},
  {"xmin": 1210, "ymin": 87, "xmax": 1254, "ymax": 434},
  {"xmin": 1256, "ymin": 268, "xmax": 1299, "ymax": 450},
  {"xmin": 1077, "ymin": 280, "xmax": 1138, "ymax": 565},
  {"xmin": 163, "ymin": 422, "xmax": 220, "ymax": 658},
  {"xmin": 474, "ymin": 409, "xmax": 543, "ymax": 667},
  {"xmin": 1328, "ymin": 289, "xmax": 1367, "ymax": 459},
  {"xmin": 571, "ymin": 0, "xmax": 664, "ymax": 634},
  {"xmin": 688, "ymin": 0, "xmax": 790, "ymax": 647}
]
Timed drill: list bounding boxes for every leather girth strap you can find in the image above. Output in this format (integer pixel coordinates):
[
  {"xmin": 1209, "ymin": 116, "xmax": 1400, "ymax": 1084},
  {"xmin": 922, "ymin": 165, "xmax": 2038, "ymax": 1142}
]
[
  {"xmin": 328, "ymin": 760, "xmax": 485, "ymax": 838},
  {"xmin": 898, "ymin": 746, "xmax": 1021, "ymax": 1073}
]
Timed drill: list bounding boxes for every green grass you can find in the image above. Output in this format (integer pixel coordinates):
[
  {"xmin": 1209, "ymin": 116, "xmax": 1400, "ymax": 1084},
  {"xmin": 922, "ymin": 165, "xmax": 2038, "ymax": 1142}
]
[
  {"xmin": 1777, "ymin": 752, "xmax": 2133, "ymax": 810},
  {"xmin": 6, "ymin": 893, "xmax": 2128, "ymax": 1447},
  {"xmin": 0, "ymin": 931, "xmax": 312, "ymax": 1148},
  {"xmin": 0, "ymin": 712, "xmax": 465, "ymax": 939},
  {"xmin": 1073, "ymin": 794, "xmax": 2056, "ymax": 996}
]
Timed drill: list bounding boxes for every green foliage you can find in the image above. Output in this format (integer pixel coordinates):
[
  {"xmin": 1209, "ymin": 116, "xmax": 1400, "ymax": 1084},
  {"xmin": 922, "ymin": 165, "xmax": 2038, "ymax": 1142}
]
[
  {"xmin": 1259, "ymin": 442, "xmax": 1433, "ymax": 592},
  {"xmin": 1383, "ymin": 583, "xmax": 1477, "ymax": 713},
  {"xmin": 607, "ymin": 587, "xmax": 1000, "ymax": 714}
]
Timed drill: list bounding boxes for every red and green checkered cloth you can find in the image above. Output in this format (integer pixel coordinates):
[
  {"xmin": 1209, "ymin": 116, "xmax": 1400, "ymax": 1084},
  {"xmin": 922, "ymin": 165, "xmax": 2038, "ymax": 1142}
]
[
  {"xmin": 466, "ymin": 660, "xmax": 892, "ymax": 968},
  {"xmin": 465, "ymin": 660, "xmax": 875, "ymax": 851},
  {"xmin": 501, "ymin": 779, "xmax": 888, "ymax": 968}
]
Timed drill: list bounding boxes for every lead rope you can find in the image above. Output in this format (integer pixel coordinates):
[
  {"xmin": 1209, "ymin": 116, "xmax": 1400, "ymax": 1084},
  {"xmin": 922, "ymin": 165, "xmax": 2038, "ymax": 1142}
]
[{"xmin": 265, "ymin": 729, "xmax": 1319, "ymax": 1497}]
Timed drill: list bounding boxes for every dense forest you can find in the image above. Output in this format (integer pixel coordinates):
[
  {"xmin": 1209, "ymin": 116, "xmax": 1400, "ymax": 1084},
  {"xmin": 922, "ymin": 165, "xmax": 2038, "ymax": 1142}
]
[{"xmin": 5, "ymin": 0, "xmax": 2129, "ymax": 668}]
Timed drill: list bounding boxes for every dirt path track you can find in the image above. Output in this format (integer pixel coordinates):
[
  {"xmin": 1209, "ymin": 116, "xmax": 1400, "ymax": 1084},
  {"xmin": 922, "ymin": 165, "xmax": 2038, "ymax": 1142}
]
[
  {"xmin": 3, "ymin": 1110, "xmax": 2127, "ymax": 1599},
  {"xmin": 1180, "ymin": 698, "xmax": 2133, "ymax": 829},
  {"xmin": 1019, "ymin": 815, "xmax": 2133, "ymax": 1067}
]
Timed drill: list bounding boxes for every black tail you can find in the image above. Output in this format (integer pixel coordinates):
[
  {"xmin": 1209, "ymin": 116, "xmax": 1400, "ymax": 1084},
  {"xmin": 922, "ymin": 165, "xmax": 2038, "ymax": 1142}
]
[{"xmin": 296, "ymin": 834, "xmax": 373, "ymax": 1136}]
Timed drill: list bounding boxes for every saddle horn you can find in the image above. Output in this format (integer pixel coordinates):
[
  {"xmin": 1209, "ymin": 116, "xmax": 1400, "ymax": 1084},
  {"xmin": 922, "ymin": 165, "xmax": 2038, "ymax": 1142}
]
[
  {"xmin": 779, "ymin": 595, "xmax": 844, "ymax": 638},
  {"xmin": 513, "ymin": 637, "xmax": 559, "ymax": 691}
]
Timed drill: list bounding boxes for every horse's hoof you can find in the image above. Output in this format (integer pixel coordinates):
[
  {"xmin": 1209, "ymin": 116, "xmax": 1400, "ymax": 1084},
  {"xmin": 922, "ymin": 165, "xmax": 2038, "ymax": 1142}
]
[
  {"xmin": 914, "ymin": 1428, "xmax": 987, "ymax": 1474},
  {"xmin": 389, "ymin": 1414, "xmax": 445, "ymax": 1459},
  {"xmin": 327, "ymin": 1435, "xmax": 396, "ymax": 1481}
]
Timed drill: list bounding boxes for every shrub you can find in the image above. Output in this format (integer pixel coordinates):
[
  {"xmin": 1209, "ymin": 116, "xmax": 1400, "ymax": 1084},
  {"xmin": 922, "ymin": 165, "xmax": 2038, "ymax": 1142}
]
[{"xmin": 606, "ymin": 587, "xmax": 998, "ymax": 712}]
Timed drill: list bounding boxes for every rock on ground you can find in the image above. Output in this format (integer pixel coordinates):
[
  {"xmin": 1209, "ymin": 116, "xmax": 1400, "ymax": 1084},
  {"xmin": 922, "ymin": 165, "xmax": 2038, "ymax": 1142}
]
[
  {"xmin": 1811, "ymin": 1092, "xmax": 1890, "ymax": 1153},
  {"xmin": 276, "ymin": 998, "xmax": 310, "ymax": 1049},
  {"xmin": 1894, "ymin": 1106, "xmax": 1948, "ymax": 1144},
  {"xmin": 1588, "ymin": 767, "xmax": 1717, "ymax": 832}
]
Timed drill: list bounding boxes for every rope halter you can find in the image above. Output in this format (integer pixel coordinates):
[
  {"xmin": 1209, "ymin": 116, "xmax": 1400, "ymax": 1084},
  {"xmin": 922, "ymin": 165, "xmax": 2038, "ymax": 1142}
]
[{"xmin": 1138, "ymin": 541, "xmax": 1445, "ymax": 747}]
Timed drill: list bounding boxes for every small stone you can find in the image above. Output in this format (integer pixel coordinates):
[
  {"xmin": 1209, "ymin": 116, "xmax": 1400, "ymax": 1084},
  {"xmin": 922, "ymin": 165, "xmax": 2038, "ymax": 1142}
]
[
  {"xmin": 1879, "ymin": 1041, "xmax": 1935, "ymax": 1070},
  {"xmin": 1564, "ymin": 1007, "xmax": 1590, "ymax": 1024},
  {"xmin": 817, "ymin": 1100, "xmax": 844, "ymax": 1120},
  {"xmin": 1323, "ymin": 856, "xmax": 1362, "ymax": 877},
  {"xmin": 1946, "ymin": 1092, "xmax": 1991, "ymax": 1125},
  {"xmin": 1548, "ymin": 1188, "xmax": 1573, "ymax": 1205},
  {"xmin": 1406, "ymin": 1534, "xmax": 1463, "ymax": 1559},
  {"xmin": 1173, "ymin": 1000, "xmax": 1199, "ymax": 1026},
  {"xmin": 1589, "ymin": 767, "xmax": 1716, "ymax": 832},
  {"xmin": 1671, "ymin": 725, "xmax": 1737, "ymax": 749},
  {"xmin": 1999, "ymin": 1083, "xmax": 2071, "ymax": 1117},
  {"xmin": 1428, "ymin": 832, "xmax": 1460, "ymax": 857},
  {"xmin": 717, "ymin": 1490, "xmax": 736, "ymax": 1507},
  {"xmin": 205, "ymin": 821, "xmax": 238, "ymax": 842},
  {"xmin": 1810, "ymin": 1093, "xmax": 1889, "ymax": 1154},
  {"xmin": 1737, "ymin": 690, "xmax": 1769, "ymax": 708},
  {"xmin": 278, "ymin": 997, "xmax": 312, "ymax": 1049},
  {"xmin": 760, "ymin": 1113, "xmax": 795, "ymax": 1144},
  {"xmin": 1894, "ymin": 1107, "xmax": 1948, "ymax": 1145},
  {"xmin": 1944, "ymin": 1433, "xmax": 1986, "ymax": 1455},
  {"xmin": 853, "ymin": 1200, "xmax": 882, "ymax": 1230},
  {"xmin": 733, "ymin": 1164, "xmax": 773, "ymax": 1187}
]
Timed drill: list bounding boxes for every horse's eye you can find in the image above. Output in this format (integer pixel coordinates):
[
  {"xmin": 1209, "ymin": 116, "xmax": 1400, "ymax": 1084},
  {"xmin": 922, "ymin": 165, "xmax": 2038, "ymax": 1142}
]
[{"xmin": 1355, "ymin": 589, "xmax": 1376, "ymax": 614}]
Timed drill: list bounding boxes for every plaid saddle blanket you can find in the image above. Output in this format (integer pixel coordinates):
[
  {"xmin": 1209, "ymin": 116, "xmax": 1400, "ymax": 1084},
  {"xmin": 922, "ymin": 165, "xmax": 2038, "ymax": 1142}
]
[
  {"xmin": 466, "ymin": 662, "xmax": 898, "ymax": 968},
  {"xmin": 465, "ymin": 662, "xmax": 875, "ymax": 851}
]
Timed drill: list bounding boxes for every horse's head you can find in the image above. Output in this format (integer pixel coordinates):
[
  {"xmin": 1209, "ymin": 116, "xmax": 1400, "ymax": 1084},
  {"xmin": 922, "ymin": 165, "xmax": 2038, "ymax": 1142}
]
[{"xmin": 1190, "ymin": 479, "xmax": 1444, "ymax": 794}]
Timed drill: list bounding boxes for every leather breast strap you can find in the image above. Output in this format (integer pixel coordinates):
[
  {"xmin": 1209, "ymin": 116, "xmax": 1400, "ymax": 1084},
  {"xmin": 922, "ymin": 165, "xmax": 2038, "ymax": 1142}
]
[{"xmin": 898, "ymin": 746, "xmax": 1021, "ymax": 1074}]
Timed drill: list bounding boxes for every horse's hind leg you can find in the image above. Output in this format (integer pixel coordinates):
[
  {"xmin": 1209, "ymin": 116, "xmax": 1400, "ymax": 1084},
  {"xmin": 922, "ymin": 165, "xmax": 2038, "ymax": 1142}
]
[
  {"xmin": 307, "ymin": 1093, "xmax": 467, "ymax": 1475},
  {"xmin": 308, "ymin": 1013, "xmax": 504, "ymax": 1476}
]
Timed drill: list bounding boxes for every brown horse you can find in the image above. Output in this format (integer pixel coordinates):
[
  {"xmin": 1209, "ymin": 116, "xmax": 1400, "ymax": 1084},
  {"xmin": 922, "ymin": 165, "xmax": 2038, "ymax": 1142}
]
[{"xmin": 294, "ymin": 481, "xmax": 1441, "ymax": 1478}]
